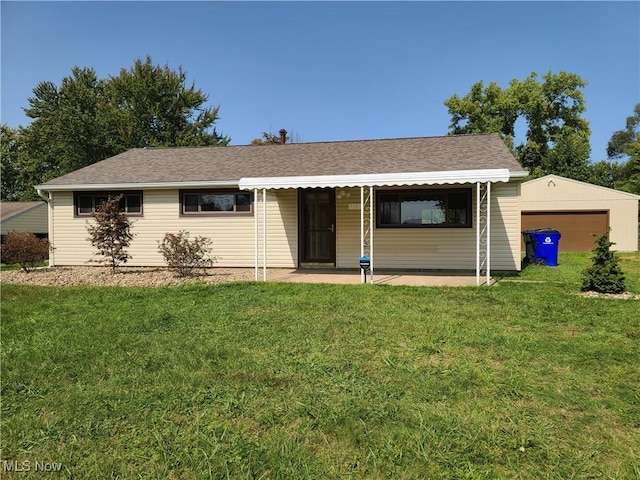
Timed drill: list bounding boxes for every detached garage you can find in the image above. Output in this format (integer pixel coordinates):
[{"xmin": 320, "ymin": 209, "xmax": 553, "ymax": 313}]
[
  {"xmin": 1, "ymin": 201, "xmax": 49, "ymax": 243},
  {"xmin": 521, "ymin": 175, "xmax": 640, "ymax": 252}
]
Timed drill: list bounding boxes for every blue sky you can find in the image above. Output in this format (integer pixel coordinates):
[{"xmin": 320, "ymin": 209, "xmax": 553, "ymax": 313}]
[{"xmin": 1, "ymin": 1, "xmax": 638, "ymax": 163}]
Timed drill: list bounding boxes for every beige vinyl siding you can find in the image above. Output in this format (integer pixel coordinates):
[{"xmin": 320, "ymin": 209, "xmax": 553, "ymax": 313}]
[
  {"xmin": 521, "ymin": 175, "xmax": 640, "ymax": 251},
  {"xmin": 335, "ymin": 182, "xmax": 521, "ymax": 272},
  {"xmin": 50, "ymin": 189, "xmax": 297, "ymax": 267},
  {"xmin": 1, "ymin": 203, "xmax": 48, "ymax": 235},
  {"xmin": 256, "ymin": 189, "xmax": 298, "ymax": 268},
  {"xmin": 491, "ymin": 181, "xmax": 521, "ymax": 271}
]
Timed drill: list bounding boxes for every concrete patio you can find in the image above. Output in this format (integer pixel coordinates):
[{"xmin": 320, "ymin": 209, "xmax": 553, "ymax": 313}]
[{"xmin": 266, "ymin": 269, "xmax": 495, "ymax": 287}]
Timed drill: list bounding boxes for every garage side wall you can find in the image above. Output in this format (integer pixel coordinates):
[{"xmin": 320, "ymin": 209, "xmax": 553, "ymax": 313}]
[
  {"xmin": 1, "ymin": 203, "xmax": 48, "ymax": 236},
  {"xmin": 49, "ymin": 190, "xmax": 297, "ymax": 267},
  {"xmin": 521, "ymin": 176, "xmax": 639, "ymax": 252}
]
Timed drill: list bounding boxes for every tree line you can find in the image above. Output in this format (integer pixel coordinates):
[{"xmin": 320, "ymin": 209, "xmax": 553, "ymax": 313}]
[
  {"xmin": 2, "ymin": 56, "xmax": 228, "ymax": 201},
  {"xmin": 2, "ymin": 58, "xmax": 638, "ymax": 200},
  {"xmin": 444, "ymin": 71, "xmax": 639, "ymax": 194}
]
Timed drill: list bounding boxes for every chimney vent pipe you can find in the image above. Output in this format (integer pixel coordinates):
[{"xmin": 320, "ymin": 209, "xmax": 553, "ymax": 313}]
[{"xmin": 279, "ymin": 129, "xmax": 287, "ymax": 144}]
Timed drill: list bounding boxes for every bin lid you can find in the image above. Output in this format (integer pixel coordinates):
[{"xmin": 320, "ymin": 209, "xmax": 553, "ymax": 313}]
[{"xmin": 530, "ymin": 228, "xmax": 560, "ymax": 234}]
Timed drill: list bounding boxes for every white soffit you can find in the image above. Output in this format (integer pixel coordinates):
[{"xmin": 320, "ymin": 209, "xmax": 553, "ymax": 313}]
[{"xmin": 239, "ymin": 169, "xmax": 516, "ymax": 190}]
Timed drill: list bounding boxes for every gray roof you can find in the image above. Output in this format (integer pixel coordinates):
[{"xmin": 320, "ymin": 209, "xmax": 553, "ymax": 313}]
[
  {"xmin": 38, "ymin": 133, "xmax": 523, "ymax": 188},
  {"xmin": 1, "ymin": 202, "xmax": 46, "ymax": 221}
]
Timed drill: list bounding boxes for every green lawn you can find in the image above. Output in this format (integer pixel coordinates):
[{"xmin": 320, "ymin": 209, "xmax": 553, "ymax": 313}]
[
  {"xmin": 2, "ymin": 253, "xmax": 639, "ymax": 479},
  {"xmin": 0, "ymin": 261, "xmax": 48, "ymax": 272}
]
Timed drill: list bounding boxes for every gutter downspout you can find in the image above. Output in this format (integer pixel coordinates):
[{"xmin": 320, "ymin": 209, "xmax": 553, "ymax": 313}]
[{"xmin": 36, "ymin": 187, "xmax": 54, "ymax": 267}]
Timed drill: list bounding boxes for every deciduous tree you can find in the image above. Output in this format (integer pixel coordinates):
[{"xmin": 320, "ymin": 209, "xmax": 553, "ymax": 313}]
[
  {"xmin": 250, "ymin": 131, "xmax": 283, "ymax": 145},
  {"xmin": 445, "ymin": 71, "xmax": 591, "ymax": 178},
  {"xmin": 6, "ymin": 56, "xmax": 229, "ymax": 200},
  {"xmin": 24, "ymin": 67, "xmax": 112, "ymax": 176},
  {"xmin": 606, "ymin": 103, "xmax": 640, "ymax": 194},
  {"xmin": 1, "ymin": 125, "xmax": 28, "ymax": 200},
  {"xmin": 86, "ymin": 194, "xmax": 134, "ymax": 272},
  {"xmin": 106, "ymin": 56, "xmax": 229, "ymax": 149}
]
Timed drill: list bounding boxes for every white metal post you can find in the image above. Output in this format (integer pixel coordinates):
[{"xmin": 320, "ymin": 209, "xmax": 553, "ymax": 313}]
[
  {"xmin": 476, "ymin": 182, "xmax": 480, "ymax": 286},
  {"xmin": 262, "ymin": 188, "xmax": 267, "ymax": 281},
  {"xmin": 360, "ymin": 186, "xmax": 365, "ymax": 283},
  {"xmin": 369, "ymin": 185, "xmax": 374, "ymax": 284},
  {"xmin": 486, "ymin": 182, "xmax": 491, "ymax": 285},
  {"xmin": 254, "ymin": 188, "xmax": 259, "ymax": 281}
]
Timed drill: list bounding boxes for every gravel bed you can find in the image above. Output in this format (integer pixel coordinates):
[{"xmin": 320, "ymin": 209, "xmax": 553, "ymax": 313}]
[
  {"xmin": 1, "ymin": 266, "xmax": 256, "ymax": 288},
  {"xmin": 3, "ymin": 267, "xmax": 639, "ymax": 298},
  {"xmin": 578, "ymin": 290, "xmax": 640, "ymax": 300}
]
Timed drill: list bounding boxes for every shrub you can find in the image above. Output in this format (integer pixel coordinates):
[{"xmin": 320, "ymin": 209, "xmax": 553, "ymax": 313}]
[
  {"xmin": 86, "ymin": 194, "xmax": 134, "ymax": 272},
  {"xmin": 581, "ymin": 233, "xmax": 626, "ymax": 294},
  {"xmin": 0, "ymin": 231, "xmax": 51, "ymax": 272},
  {"xmin": 158, "ymin": 231, "xmax": 216, "ymax": 277}
]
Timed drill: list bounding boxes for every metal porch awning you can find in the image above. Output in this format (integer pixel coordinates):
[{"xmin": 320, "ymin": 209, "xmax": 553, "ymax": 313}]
[
  {"xmin": 238, "ymin": 168, "xmax": 522, "ymax": 286},
  {"xmin": 238, "ymin": 169, "xmax": 511, "ymax": 190}
]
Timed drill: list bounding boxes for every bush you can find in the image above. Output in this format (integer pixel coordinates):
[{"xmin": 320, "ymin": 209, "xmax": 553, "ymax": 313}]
[
  {"xmin": 158, "ymin": 231, "xmax": 216, "ymax": 277},
  {"xmin": 0, "ymin": 231, "xmax": 51, "ymax": 272},
  {"xmin": 86, "ymin": 194, "xmax": 134, "ymax": 272},
  {"xmin": 581, "ymin": 233, "xmax": 626, "ymax": 294}
]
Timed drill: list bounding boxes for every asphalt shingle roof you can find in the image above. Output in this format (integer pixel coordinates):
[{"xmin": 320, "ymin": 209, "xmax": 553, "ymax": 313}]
[
  {"xmin": 0, "ymin": 202, "xmax": 46, "ymax": 221},
  {"xmin": 39, "ymin": 133, "xmax": 523, "ymax": 188}
]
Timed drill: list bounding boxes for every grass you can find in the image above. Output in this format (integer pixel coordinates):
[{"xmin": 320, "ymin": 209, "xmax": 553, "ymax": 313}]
[
  {"xmin": 0, "ymin": 261, "xmax": 48, "ymax": 272},
  {"xmin": 1, "ymin": 253, "xmax": 639, "ymax": 479},
  {"xmin": 503, "ymin": 251, "xmax": 640, "ymax": 293}
]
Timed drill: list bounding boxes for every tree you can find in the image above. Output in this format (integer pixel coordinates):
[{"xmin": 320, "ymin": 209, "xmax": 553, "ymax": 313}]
[
  {"xmin": 250, "ymin": 129, "xmax": 302, "ymax": 145},
  {"xmin": 445, "ymin": 71, "xmax": 591, "ymax": 178},
  {"xmin": 443, "ymin": 81, "xmax": 517, "ymax": 148},
  {"xmin": 581, "ymin": 233, "xmax": 626, "ymax": 294},
  {"xmin": 9, "ymin": 56, "xmax": 229, "ymax": 200},
  {"xmin": 250, "ymin": 131, "xmax": 283, "ymax": 145},
  {"xmin": 23, "ymin": 67, "xmax": 113, "ymax": 176},
  {"xmin": 585, "ymin": 160, "xmax": 627, "ymax": 190},
  {"xmin": 106, "ymin": 56, "xmax": 229, "ymax": 149},
  {"xmin": 606, "ymin": 104, "xmax": 640, "ymax": 194},
  {"xmin": 607, "ymin": 104, "xmax": 640, "ymax": 159},
  {"xmin": 541, "ymin": 130, "xmax": 591, "ymax": 182},
  {"xmin": 1, "ymin": 125, "xmax": 28, "ymax": 200},
  {"xmin": 86, "ymin": 194, "xmax": 134, "ymax": 272}
]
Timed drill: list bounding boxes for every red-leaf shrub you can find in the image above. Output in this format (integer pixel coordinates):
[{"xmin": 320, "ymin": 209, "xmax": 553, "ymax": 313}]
[
  {"xmin": 158, "ymin": 231, "xmax": 216, "ymax": 277},
  {"xmin": 1, "ymin": 231, "xmax": 51, "ymax": 272}
]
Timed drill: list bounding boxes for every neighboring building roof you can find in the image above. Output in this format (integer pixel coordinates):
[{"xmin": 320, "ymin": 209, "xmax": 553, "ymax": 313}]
[
  {"xmin": 0, "ymin": 202, "xmax": 46, "ymax": 222},
  {"xmin": 36, "ymin": 133, "xmax": 525, "ymax": 190},
  {"xmin": 523, "ymin": 174, "xmax": 640, "ymax": 200}
]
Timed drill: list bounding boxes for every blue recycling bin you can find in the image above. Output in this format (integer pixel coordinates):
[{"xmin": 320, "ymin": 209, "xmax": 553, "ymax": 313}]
[{"xmin": 523, "ymin": 228, "xmax": 561, "ymax": 267}]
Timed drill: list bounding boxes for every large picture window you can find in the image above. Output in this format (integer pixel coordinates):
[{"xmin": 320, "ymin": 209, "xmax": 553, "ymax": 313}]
[
  {"xmin": 180, "ymin": 190, "xmax": 253, "ymax": 215},
  {"xmin": 377, "ymin": 189, "xmax": 472, "ymax": 228},
  {"xmin": 75, "ymin": 191, "xmax": 143, "ymax": 216}
]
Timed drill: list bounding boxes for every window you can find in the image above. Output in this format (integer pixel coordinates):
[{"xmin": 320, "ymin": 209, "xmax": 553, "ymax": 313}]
[
  {"xmin": 377, "ymin": 189, "xmax": 472, "ymax": 228},
  {"xmin": 180, "ymin": 190, "xmax": 253, "ymax": 215},
  {"xmin": 74, "ymin": 191, "xmax": 143, "ymax": 216}
]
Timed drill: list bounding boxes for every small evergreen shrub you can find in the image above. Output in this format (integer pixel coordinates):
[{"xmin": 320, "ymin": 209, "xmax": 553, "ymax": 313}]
[
  {"xmin": 158, "ymin": 231, "xmax": 216, "ymax": 277},
  {"xmin": 581, "ymin": 233, "xmax": 626, "ymax": 294},
  {"xmin": 86, "ymin": 194, "xmax": 134, "ymax": 272},
  {"xmin": 0, "ymin": 231, "xmax": 51, "ymax": 272}
]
